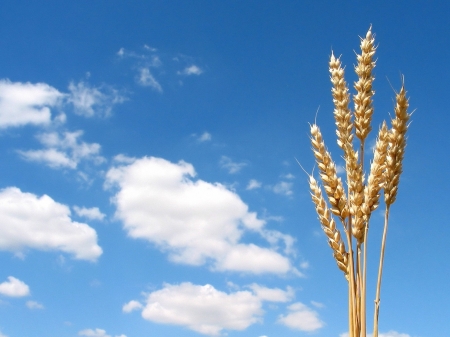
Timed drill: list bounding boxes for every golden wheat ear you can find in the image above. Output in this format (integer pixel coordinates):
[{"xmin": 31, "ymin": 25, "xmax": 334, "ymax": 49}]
[
  {"xmin": 354, "ymin": 26, "xmax": 376, "ymax": 144},
  {"xmin": 309, "ymin": 175, "xmax": 349, "ymax": 275},
  {"xmin": 384, "ymin": 81, "xmax": 410, "ymax": 206},
  {"xmin": 310, "ymin": 123, "xmax": 349, "ymax": 221},
  {"xmin": 362, "ymin": 121, "xmax": 389, "ymax": 219}
]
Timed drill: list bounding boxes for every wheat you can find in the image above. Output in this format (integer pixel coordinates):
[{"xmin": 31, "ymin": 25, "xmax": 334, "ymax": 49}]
[
  {"xmin": 309, "ymin": 175, "xmax": 349, "ymax": 275},
  {"xmin": 306, "ymin": 26, "xmax": 411, "ymax": 337},
  {"xmin": 354, "ymin": 27, "xmax": 376, "ymax": 143},
  {"xmin": 310, "ymin": 124, "xmax": 349, "ymax": 221},
  {"xmin": 384, "ymin": 83, "xmax": 410, "ymax": 206},
  {"xmin": 362, "ymin": 121, "xmax": 389, "ymax": 219}
]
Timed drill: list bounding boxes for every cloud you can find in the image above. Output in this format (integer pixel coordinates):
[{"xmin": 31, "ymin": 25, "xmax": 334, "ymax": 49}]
[
  {"xmin": 0, "ymin": 79, "xmax": 64, "ymax": 128},
  {"xmin": 73, "ymin": 206, "xmax": 106, "ymax": 221},
  {"xmin": 106, "ymin": 157, "xmax": 292, "ymax": 274},
  {"xmin": 67, "ymin": 81, "xmax": 126, "ymax": 117},
  {"xmin": 248, "ymin": 284, "xmax": 294, "ymax": 302},
  {"xmin": 18, "ymin": 130, "xmax": 105, "ymax": 169},
  {"xmin": 0, "ymin": 187, "xmax": 102, "ymax": 261},
  {"xmin": 78, "ymin": 329, "xmax": 126, "ymax": 337},
  {"xmin": 137, "ymin": 68, "xmax": 162, "ymax": 92},
  {"xmin": 272, "ymin": 181, "xmax": 293, "ymax": 196},
  {"xmin": 139, "ymin": 282, "xmax": 263, "ymax": 336},
  {"xmin": 122, "ymin": 300, "xmax": 143, "ymax": 313},
  {"xmin": 178, "ymin": 65, "xmax": 203, "ymax": 76},
  {"xmin": 26, "ymin": 300, "xmax": 44, "ymax": 309},
  {"xmin": 219, "ymin": 156, "xmax": 247, "ymax": 174},
  {"xmin": 198, "ymin": 132, "xmax": 212, "ymax": 142},
  {"xmin": 278, "ymin": 302, "xmax": 324, "ymax": 332},
  {"xmin": 246, "ymin": 179, "xmax": 262, "ymax": 190},
  {"xmin": 0, "ymin": 276, "xmax": 30, "ymax": 297},
  {"xmin": 0, "ymin": 331, "xmax": 8, "ymax": 337}
]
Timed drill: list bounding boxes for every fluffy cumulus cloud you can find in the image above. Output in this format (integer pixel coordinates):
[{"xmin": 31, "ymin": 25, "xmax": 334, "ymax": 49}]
[
  {"xmin": 106, "ymin": 157, "xmax": 293, "ymax": 274},
  {"xmin": 137, "ymin": 282, "xmax": 263, "ymax": 336},
  {"xmin": 0, "ymin": 276, "xmax": 30, "ymax": 297},
  {"xmin": 73, "ymin": 206, "xmax": 106, "ymax": 221},
  {"xmin": 78, "ymin": 329, "xmax": 126, "ymax": 337},
  {"xmin": 67, "ymin": 81, "xmax": 126, "ymax": 117},
  {"xmin": 0, "ymin": 79, "xmax": 63, "ymax": 128},
  {"xmin": 18, "ymin": 130, "xmax": 105, "ymax": 169},
  {"xmin": 272, "ymin": 181, "xmax": 293, "ymax": 196},
  {"xmin": 0, "ymin": 187, "xmax": 102, "ymax": 261},
  {"xmin": 278, "ymin": 302, "xmax": 324, "ymax": 332}
]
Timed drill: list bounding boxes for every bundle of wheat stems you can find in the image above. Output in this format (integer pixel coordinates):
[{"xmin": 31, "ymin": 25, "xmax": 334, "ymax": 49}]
[{"xmin": 308, "ymin": 27, "xmax": 410, "ymax": 337}]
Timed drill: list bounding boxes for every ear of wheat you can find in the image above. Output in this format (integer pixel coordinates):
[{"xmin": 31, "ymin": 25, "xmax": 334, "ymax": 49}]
[{"xmin": 306, "ymin": 27, "xmax": 411, "ymax": 337}]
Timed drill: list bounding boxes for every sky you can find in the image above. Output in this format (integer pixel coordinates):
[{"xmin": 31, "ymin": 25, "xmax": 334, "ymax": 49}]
[{"xmin": 0, "ymin": 1, "xmax": 448, "ymax": 337}]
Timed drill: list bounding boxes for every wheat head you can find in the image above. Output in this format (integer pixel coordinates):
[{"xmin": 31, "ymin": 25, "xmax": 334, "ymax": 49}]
[
  {"xmin": 384, "ymin": 84, "xmax": 410, "ymax": 206},
  {"xmin": 310, "ymin": 124, "xmax": 349, "ymax": 221},
  {"xmin": 309, "ymin": 175, "xmax": 349, "ymax": 275}
]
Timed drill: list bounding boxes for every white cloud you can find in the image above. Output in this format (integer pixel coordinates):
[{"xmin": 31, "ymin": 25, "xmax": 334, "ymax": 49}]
[
  {"xmin": 122, "ymin": 300, "xmax": 143, "ymax": 313},
  {"xmin": 278, "ymin": 302, "xmax": 324, "ymax": 332},
  {"xmin": 198, "ymin": 132, "xmax": 212, "ymax": 142},
  {"xmin": 0, "ymin": 331, "xmax": 8, "ymax": 337},
  {"xmin": 246, "ymin": 179, "xmax": 262, "ymax": 190},
  {"xmin": 272, "ymin": 181, "xmax": 293, "ymax": 196},
  {"xmin": 219, "ymin": 156, "xmax": 247, "ymax": 174},
  {"xmin": 26, "ymin": 300, "xmax": 44, "ymax": 309},
  {"xmin": 0, "ymin": 79, "xmax": 63, "ymax": 128},
  {"xmin": 138, "ymin": 68, "xmax": 162, "ymax": 92},
  {"xmin": 178, "ymin": 65, "xmax": 203, "ymax": 76},
  {"xmin": 310, "ymin": 300, "xmax": 324, "ymax": 308},
  {"xmin": 18, "ymin": 130, "xmax": 105, "ymax": 169},
  {"xmin": 249, "ymin": 284, "xmax": 294, "ymax": 302},
  {"xmin": 340, "ymin": 332, "xmax": 411, "ymax": 337},
  {"xmin": 106, "ymin": 157, "xmax": 292, "ymax": 274},
  {"xmin": 140, "ymin": 282, "xmax": 262, "ymax": 336},
  {"xmin": 0, "ymin": 187, "xmax": 102, "ymax": 261},
  {"xmin": 78, "ymin": 329, "xmax": 127, "ymax": 337},
  {"xmin": 67, "ymin": 81, "xmax": 126, "ymax": 117},
  {"xmin": 73, "ymin": 206, "xmax": 106, "ymax": 221},
  {"xmin": 0, "ymin": 276, "xmax": 30, "ymax": 297}
]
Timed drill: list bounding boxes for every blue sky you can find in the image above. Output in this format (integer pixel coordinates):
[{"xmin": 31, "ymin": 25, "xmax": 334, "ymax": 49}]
[{"xmin": 0, "ymin": 1, "xmax": 448, "ymax": 337}]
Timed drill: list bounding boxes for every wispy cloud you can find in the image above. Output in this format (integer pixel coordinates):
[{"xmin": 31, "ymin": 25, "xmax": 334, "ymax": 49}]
[
  {"xmin": 67, "ymin": 81, "xmax": 126, "ymax": 117},
  {"xmin": 246, "ymin": 179, "xmax": 262, "ymax": 190},
  {"xmin": 219, "ymin": 156, "xmax": 247, "ymax": 174},
  {"xmin": 26, "ymin": 300, "xmax": 44, "ymax": 309},
  {"xmin": 272, "ymin": 181, "xmax": 293, "ymax": 196},
  {"xmin": 198, "ymin": 131, "xmax": 212, "ymax": 142},
  {"xmin": 18, "ymin": 130, "xmax": 105, "ymax": 169},
  {"xmin": 178, "ymin": 65, "xmax": 203, "ymax": 76},
  {"xmin": 73, "ymin": 206, "xmax": 106, "ymax": 221},
  {"xmin": 78, "ymin": 329, "xmax": 127, "ymax": 337},
  {"xmin": 137, "ymin": 68, "xmax": 163, "ymax": 92}
]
